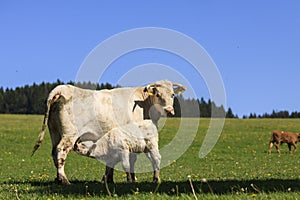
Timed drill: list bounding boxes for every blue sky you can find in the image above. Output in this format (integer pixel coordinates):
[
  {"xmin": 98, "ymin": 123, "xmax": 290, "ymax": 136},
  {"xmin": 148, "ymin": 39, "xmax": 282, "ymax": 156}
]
[{"xmin": 0, "ymin": 1, "xmax": 299, "ymax": 117}]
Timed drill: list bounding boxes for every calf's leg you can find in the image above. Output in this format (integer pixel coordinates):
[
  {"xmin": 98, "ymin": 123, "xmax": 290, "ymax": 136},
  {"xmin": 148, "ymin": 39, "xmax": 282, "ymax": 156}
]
[
  {"xmin": 129, "ymin": 153, "xmax": 138, "ymax": 182},
  {"xmin": 121, "ymin": 151, "xmax": 134, "ymax": 183}
]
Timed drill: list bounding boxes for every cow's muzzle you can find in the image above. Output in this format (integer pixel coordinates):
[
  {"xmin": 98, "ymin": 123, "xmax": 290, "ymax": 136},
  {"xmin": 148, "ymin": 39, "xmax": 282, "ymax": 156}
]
[{"xmin": 164, "ymin": 106, "xmax": 175, "ymax": 115}]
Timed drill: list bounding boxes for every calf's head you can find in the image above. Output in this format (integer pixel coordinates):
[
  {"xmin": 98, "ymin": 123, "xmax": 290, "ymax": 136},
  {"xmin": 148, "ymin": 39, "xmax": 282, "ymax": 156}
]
[{"xmin": 73, "ymin": 132, "xmax": 99, "ymax": 157}]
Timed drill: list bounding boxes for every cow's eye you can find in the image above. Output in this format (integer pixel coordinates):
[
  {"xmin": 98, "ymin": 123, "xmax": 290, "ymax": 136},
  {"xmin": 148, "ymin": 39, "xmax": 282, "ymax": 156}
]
[{"xmin": 171, "ymin": 93, "xmax": 175, "ymax": 98}]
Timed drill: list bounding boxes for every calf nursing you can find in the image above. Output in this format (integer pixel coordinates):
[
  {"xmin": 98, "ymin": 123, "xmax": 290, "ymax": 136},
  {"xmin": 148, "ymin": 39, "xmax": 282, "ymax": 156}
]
[
  {"xmin": 268, "ymin": 130, "xmax": 300, "ymax": 154},
  {"xmin": 32, "ymin": 80, "xmax": 185, "ymax": 184},
  {"xmin": 73, "ymin": 120, "xmax": 161, "ymax": 183}
]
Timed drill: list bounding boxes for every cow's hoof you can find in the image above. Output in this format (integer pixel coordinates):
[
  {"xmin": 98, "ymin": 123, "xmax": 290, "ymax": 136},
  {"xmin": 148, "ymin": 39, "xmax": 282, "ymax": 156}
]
[
  {"xmin": 133, "ymin": 177, "xmax": 138, "ymax": 183},
  {"xmin": 127, "ymin": 177, "xmax": 138, "ymax": 183},
  {"xmin": 101, "ymin": 176, "xmax": 114, "ymax": 184},
  {"xmin": 153, "ymin": 177, "xmax": 161, "ymax": 184},
  {"xmin": 55, "ymin": 177, "xmax": 71, "ymax": 185},
  {"xmin": 102, "ymin": 180, "xmax": 114, "ymax": 184}
]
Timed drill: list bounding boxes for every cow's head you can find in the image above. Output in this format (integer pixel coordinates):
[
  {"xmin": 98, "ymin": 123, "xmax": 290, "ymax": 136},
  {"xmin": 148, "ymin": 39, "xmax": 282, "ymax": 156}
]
[{"xmin": 144, "ymin": 80, "xmax": 186, "ymax": 116}]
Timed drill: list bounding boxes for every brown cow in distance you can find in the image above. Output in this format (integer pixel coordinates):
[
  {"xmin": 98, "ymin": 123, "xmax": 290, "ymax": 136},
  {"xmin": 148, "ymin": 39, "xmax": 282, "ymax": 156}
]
[{"xmin": 268, "ymin": 130, "xmax": 300, "ymax": 154}]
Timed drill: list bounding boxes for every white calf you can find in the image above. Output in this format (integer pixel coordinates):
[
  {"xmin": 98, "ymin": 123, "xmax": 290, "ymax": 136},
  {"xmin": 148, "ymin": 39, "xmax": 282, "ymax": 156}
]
[{"xmin": 73, "ymin": 120, "xmax": 161, "ymax": 183}]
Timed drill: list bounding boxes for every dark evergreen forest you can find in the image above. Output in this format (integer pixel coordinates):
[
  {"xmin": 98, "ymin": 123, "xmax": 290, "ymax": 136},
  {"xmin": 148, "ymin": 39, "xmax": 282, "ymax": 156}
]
[{"xmin": 0, "ymin": 80, "xmax": 114, "ymax": 114}]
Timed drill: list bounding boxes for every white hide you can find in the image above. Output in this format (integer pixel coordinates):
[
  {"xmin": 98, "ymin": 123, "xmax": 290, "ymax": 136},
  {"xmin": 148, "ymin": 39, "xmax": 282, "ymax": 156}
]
[
  {"xmin": 33, "ymin": 80, "xmax": 185, "ymax": 184},
  {"xmin": 74, "ymin": 120, "xmax": 161, "ymax": 174},
  {"xmin": 75, "ymin": 120, "xmax": 159, "ymax": 159}
]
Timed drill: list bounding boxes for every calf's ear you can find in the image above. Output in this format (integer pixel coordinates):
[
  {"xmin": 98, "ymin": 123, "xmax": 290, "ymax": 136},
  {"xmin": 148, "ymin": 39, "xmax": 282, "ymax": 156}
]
[
  {"xmin": 80, "ymin": 132, "xmax": 100, "ymax": 142},
  {"xmin": 75, "ymin": 137, "xmax": 82, "ymax": 145},
  {"xmin": 87, "ymin": 144, "xmax": 97, "ymax": 157}
]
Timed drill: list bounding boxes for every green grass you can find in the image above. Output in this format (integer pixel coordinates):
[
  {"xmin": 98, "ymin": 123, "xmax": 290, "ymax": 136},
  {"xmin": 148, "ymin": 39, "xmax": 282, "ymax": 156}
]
[{"xmin": 1, "ymin": 114, "xmax": 300, "ymax": 199}]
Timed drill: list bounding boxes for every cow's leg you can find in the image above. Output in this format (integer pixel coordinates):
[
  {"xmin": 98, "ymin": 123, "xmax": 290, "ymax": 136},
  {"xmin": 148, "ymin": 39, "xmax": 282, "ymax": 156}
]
[
  {"xmin": 274, "ymin": 142, "xmax": 280, "ymax": 154},
  {"xmin": 102, "ymin": 166, "xmax": 114, "ymax": 183},
  {"xmin": 146, "ymin": 150, "xmax": 161, "ymax": 183},
  {"xmin": 102, "ymin": 155, "xmax": 119, "ymax": 184},
  {"xmin": 53, "ymin": 136, "xmax": 73, "ymax": 185},
  {"xmin": 292, "ymin": 142, "xmax": 297, "ymax": 153},
  {"xmin": 129, "ymin": 153, "xmax": 138, "ymax": 182},
  {"xmin": 268, "ymin": 142, "xmax": 274, "ymax": 154},
  {"xmin": 102, "ymin": 165, "xmax": 115, "ymax": 184},
  {"xmin": 288, "ymin": 143, "xmax": 292, "ymax": 153}
]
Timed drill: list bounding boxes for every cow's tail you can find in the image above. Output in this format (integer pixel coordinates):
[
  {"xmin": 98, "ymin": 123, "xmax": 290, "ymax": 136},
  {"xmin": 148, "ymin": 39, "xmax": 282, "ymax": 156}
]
[{"xmin": 31, "ymin": 89, "xmax": 61, "ymax": 156}]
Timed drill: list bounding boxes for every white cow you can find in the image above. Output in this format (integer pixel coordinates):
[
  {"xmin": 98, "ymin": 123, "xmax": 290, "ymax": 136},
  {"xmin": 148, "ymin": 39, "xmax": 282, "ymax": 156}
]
[
  {"xmin": 73, "ymin": 120, "xmax": 161, "ymax": 183},
  {"xmin": 32, "ymin": 80, "xmax": 185, "ymax": 184}
]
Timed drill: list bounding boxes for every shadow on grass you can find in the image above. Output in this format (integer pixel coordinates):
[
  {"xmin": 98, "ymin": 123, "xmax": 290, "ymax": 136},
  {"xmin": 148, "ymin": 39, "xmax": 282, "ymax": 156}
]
[{"xmin": 7, "ymin": 178, "xmax": 300, "ymax": 197}]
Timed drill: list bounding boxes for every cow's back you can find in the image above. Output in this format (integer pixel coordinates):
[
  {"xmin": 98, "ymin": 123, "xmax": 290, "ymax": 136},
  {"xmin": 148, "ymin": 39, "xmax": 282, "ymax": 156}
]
[
  {"xmin": 271, "ymin": 130, "xmax": 297, "ymax": 143},
  {"xmin": 48, "ymin": 85, "xmax": 99, "ymax": 142},
  {"xmin": 48, "ymin": 85, "xmax": 145, "ymax": 139},
  {"xmin": 93, "ymin": 87, "xmax": 144, "ymax": 133}
]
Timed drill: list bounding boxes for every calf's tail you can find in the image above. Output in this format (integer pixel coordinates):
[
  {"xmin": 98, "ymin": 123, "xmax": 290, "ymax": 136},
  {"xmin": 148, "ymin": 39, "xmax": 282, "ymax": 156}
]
[{"xmin": 31, "ymin": 90, "xmax": 61, "ymax": 156}]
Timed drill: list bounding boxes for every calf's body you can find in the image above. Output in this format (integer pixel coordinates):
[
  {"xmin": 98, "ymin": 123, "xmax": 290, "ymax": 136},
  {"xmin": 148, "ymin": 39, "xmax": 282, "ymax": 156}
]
[{"xmin": 73, "ymin": 120, "xmax": 161, "ymax": 183}]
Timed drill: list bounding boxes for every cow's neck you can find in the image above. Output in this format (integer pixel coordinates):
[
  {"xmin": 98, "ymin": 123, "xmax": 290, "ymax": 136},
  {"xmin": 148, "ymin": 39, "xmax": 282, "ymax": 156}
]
[
  {"xmin": 143, "ymin": 95, "xmax": 156, "ymax": 119},
  {"xmin": 133, "ymin": 87, "xmax": 157, "ymax": 120}
]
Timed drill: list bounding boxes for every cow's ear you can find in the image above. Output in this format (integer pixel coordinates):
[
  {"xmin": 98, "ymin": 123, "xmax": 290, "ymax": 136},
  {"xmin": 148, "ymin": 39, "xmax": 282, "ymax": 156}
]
[
  {"xmin": 173, "ymin": 83, "xmax": 186, "ymax": 94},
  {"xmin": 145, "ymin": 84, "xmax": 157, "ymax": 96},
  {"xmin": 144, "ymin": 87, "xmax": 153, "ymax": 96},
  {"xmin": 148, "ymin": 88, "xmax": 154, "ymax": 96}
]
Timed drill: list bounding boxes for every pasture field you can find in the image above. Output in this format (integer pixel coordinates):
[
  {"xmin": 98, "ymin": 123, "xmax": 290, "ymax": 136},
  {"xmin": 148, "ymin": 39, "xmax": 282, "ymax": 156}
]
[{"xmin": 1, "ymin": 114, "xmax": 300, "ymax": 199}]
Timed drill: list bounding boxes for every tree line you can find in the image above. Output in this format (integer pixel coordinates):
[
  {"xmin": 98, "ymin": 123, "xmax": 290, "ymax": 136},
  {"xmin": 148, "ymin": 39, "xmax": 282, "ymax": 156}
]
[
  {"xmin": 0, "ymin": 80, "xmax": 114, "ymax": 114},
  {"xmin": 243, "ymin": 110, "xmax": 300, "ymax": 119},
  {"xmin": 0, "ymin": 80, "xmax": 235, "ymax": 118},
  {"xmin": 172, "ymin": 96, "xmax": 234, "ymax": 118}
]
